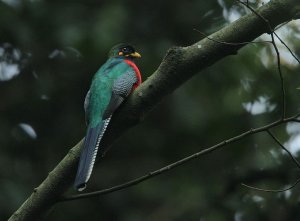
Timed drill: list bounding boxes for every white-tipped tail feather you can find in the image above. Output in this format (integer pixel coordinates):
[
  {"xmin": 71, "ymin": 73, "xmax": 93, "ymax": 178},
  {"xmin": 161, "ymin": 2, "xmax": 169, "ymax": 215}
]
[
  {"xmin": 74, "ymin": 116, "xmax": 111, "ymax": 191},
  {"xmin": 84, "ymin": 117, "xmax": 111, "ymax": 184}
]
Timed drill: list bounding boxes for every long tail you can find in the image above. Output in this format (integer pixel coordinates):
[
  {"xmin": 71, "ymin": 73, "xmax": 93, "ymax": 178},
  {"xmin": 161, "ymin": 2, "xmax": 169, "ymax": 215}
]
[{"xmin": 74, "ymin": 117, "xmax": 111, "ymax": 191}]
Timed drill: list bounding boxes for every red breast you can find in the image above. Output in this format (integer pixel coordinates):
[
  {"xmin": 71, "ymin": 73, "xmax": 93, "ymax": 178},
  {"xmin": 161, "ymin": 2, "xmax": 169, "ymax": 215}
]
[{"xmin": 124, "ymin": 59, "xmax": 142, "ymax": 90}]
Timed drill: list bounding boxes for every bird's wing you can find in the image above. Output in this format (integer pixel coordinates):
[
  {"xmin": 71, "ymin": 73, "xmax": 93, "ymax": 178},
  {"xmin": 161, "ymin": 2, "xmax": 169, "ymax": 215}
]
[
  {"xmin": 103, "ymin": 68, "xmax": 138, "ymax": 119},
  {"xmin": 84, "ymin": 58, "xmax": 123, "ymax": 124}
]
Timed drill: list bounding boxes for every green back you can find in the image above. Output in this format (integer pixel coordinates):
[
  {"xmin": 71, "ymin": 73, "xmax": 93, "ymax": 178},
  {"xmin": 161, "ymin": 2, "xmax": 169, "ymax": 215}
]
[{"xmin": 87, "ymin": 58, "xmax": 130, "ymax": 128}]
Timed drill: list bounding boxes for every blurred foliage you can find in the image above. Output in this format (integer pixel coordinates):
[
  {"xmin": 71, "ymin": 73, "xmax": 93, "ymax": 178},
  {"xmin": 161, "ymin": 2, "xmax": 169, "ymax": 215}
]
[{"xmin": 1, "ymin": 0, "xmax": 300, "ymax": 220}]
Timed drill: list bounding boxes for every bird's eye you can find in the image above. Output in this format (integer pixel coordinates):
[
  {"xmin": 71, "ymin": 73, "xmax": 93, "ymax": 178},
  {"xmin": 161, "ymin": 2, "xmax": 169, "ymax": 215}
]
[{"xmin": 122, "ymin": 47, "xmax": 128, "ymax": 52}]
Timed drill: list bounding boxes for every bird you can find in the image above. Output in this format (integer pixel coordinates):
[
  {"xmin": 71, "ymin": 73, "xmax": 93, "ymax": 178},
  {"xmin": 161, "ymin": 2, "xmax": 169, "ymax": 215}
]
[{"xmin": 74, "ymin": 43, "xmax": 142, "ymax": 191}]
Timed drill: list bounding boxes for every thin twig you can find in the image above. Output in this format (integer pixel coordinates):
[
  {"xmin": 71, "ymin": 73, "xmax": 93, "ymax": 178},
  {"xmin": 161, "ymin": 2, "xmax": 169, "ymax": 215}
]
[
  {"xmin": 267, "ymin": 130, "xmax": 300, "ymax": 169},
  {"xmin": 60, "ymin": 114, "xmax": 300, "ymax": 201},
  {"xmin": 238, "ymin": 0, "xmax": 286, "ymax": 120},
  {"xmin": 238, "ymin": 1, "xmax": 271, "ymax": 29},
  {"xmin": 274, "ymin": 32, "xmax": 300, "ymax": 64},
  {"xmin": 241, "ymin": 177, "xmax": 300, "ymax": 192},
  {"xmin": 270, "ymin": 32, "xmax": 286, "ymax": 119}
]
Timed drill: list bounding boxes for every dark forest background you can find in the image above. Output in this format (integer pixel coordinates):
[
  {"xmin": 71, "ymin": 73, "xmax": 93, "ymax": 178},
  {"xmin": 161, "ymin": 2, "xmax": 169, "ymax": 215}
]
[{"xmin": 1, "ymin": 0, "xmax": 300, "ymax": 220}]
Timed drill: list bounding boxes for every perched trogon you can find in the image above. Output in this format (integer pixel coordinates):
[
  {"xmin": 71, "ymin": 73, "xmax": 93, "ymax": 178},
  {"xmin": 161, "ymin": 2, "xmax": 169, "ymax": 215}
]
[{"xmin": 74, "ymin": 43, "xmax": 142, "ymax": 191}]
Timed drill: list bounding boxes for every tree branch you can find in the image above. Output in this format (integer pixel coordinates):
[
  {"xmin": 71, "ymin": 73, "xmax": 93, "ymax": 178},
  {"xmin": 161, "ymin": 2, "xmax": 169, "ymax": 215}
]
[{"xmin": 8, "ymin": 0, "xmax": 300, "ymax": 220}]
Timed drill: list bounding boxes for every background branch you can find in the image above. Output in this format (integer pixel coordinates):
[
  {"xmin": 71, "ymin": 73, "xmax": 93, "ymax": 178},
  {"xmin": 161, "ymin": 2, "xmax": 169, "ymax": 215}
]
[{"xmin": 241, "ymin": 178, "xmax": 300, "ymax": 192}]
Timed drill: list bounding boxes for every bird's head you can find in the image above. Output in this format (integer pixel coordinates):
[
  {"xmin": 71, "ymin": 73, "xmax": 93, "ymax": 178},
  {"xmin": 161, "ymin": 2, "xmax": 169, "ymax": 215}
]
[{"xmin": 108, "ymin": 43, "xmax": 141, "ymax": 59}]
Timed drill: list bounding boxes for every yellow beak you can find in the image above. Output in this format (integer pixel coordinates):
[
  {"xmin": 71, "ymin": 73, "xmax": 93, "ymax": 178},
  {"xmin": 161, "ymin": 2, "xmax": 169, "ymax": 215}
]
[{"xmin": 130, "ymin": 52, "xmax": 141, "ymax": 58}]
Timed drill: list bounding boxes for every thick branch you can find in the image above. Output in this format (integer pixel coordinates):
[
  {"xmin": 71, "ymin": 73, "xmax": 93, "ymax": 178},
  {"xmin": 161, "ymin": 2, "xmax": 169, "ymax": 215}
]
[{"xmin": 9, "ymin": 0, "xmax": 300, "ymax": 220}]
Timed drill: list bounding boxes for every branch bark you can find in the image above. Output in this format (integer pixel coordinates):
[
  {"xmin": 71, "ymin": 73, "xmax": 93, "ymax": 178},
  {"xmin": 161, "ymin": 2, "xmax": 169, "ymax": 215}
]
[{"xmin": 8, "ymin": 0, "xmax": 300, "ymax": 220}]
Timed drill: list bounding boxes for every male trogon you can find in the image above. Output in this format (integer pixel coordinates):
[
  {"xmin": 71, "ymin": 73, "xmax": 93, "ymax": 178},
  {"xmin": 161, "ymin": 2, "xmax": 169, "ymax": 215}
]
[{"xmin": 74, "ymin": 43, "xmax": 142, "ymax": 191}]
